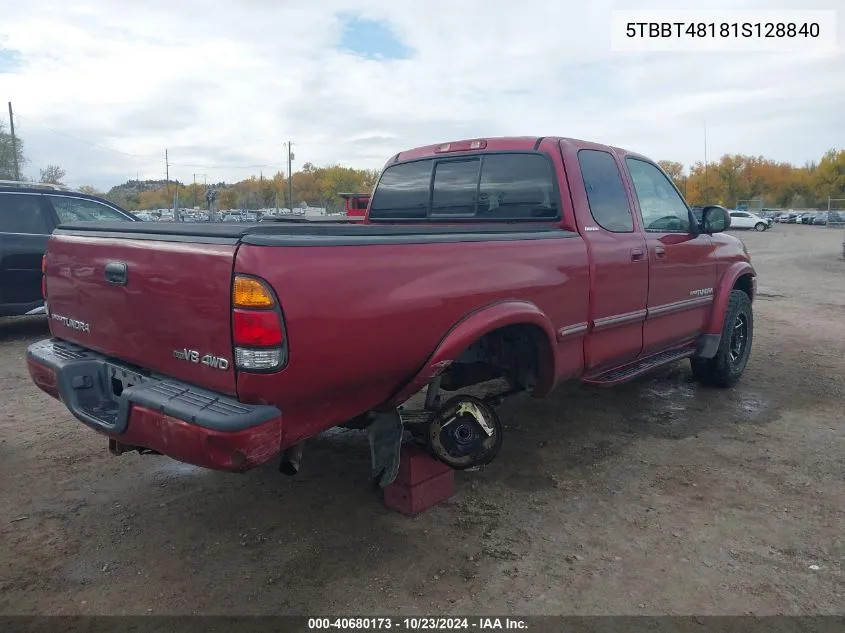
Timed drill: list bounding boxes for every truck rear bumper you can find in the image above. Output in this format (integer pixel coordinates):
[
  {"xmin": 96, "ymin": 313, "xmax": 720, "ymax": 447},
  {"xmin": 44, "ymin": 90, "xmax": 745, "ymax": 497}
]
[{"xmin": 26, "ymin": 338, "xmax": 282, "ymax": 472}]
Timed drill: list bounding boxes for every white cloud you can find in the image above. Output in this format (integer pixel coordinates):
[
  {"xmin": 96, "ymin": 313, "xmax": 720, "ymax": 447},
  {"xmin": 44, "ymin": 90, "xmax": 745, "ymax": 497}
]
[{"xmin": 1, "ymin": 0, "xmax": 843, "ymax": 189}]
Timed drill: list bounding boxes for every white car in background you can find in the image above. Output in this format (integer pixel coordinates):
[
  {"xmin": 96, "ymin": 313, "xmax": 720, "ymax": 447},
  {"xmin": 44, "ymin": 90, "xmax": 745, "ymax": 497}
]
[{"xmin": 729, "ymin": 210, "xmax": 772, "ymax": 231}]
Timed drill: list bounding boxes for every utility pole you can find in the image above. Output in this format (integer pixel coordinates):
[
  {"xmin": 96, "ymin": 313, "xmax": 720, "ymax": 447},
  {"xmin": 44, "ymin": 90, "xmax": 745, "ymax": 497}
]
[
  {"xmin": 165, "ymin": 149, "xmax": 170, "ymax": 210},
  {"xmin": 7, "ymin": 102, "xmax": 20, "ymax": 180},
  {"xmin": 703, "ymin": 121, "xmax": 708, "ymax": 202},
  {"xmin": 285, "ymin": 141, "xmax": 295, "ymax": 210}
]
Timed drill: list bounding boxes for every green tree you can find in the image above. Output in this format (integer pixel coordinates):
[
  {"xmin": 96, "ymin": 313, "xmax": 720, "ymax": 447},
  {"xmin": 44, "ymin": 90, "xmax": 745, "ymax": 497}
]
[
  {"xmin": 815, "ymin": 149, "xmax": 845, "ymax": 202},
  {"xmin": 39, "ymin": 164, "xmax": 66, "ymax": 185},
  {"xmin": 0, "ymin": 118, "xmax": 26, "ymax": 180}
]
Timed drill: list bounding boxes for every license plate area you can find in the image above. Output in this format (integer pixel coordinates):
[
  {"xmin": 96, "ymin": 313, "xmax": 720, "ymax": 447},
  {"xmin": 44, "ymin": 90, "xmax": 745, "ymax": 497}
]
[{"xmin": 106, "ymin": 363, "xmax": 147, "ymax": 398}]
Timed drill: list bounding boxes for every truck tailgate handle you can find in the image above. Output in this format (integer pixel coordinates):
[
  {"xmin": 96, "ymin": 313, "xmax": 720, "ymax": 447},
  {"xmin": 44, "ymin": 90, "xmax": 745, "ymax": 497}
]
[
  {"xmin": 630, "ymin": 247, "xmax": 645, "ymax": 262},
  {"xmin": 104, "ymin": 261, "xmax": 128, "ymax": 285}
]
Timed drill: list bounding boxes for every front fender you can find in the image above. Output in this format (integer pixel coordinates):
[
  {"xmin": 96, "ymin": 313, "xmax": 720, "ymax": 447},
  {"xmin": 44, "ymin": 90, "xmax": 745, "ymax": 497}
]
[
  {"xmin": 706, "ymin": 261, "xmax": 757, "ymax": 335},
  {"xmin": 379, "ymin": 300, "xmax": 558, "ymax": 410}
]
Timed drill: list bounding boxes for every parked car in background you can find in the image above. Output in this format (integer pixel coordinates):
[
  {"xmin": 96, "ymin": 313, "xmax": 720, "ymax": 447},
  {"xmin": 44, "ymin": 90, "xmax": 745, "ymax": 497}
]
[
  {"xmin": 0, "ymin": 181, "xmax": 137, "ymax": 317},
  {"xmin": 728, "ymin": 210, "xmax": 771, "ymax": 231},
  {"xmin": 812, "ymin": 212, "xmax": 828, "ymax": 226},
  {"xmin": 828, "ymin": 211, "xmax": 845, "ymax": 225}
]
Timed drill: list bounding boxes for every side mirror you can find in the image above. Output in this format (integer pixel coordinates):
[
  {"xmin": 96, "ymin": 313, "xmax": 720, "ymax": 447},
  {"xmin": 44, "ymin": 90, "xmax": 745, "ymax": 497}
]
[{"xmin": 701, "ymin": 205, "xmax": 731, "ymax": 234}]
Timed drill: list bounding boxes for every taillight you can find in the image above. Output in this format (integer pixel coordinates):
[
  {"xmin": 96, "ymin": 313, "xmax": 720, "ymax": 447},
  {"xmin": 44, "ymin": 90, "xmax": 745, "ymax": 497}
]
[{"xmin": 231, "ymin": 274, "xmax": 287, "ymax": 372}]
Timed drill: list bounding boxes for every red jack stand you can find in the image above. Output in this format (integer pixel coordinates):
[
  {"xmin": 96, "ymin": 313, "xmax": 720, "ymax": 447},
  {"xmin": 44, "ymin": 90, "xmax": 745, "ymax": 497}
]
[{"xmin": 383, "ymin": 444, "xmax": 455, "ymax": 516}]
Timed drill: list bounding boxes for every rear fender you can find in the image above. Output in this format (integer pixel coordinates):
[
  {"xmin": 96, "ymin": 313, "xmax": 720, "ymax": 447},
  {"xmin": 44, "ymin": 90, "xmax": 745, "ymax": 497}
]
[
  {"xmin": 380, "ymin": 301, "xmax": 558, "ymax": 410},
  {"xmin": 706, "ymin": 262, "xmax": 756, "ymax": 336}
]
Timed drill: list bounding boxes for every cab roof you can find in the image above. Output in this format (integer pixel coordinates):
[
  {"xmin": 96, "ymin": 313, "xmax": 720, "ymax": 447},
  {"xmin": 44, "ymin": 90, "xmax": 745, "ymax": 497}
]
[{"xmin": 390, "ymin": 136, "xmax": 646, "ymax": 164}]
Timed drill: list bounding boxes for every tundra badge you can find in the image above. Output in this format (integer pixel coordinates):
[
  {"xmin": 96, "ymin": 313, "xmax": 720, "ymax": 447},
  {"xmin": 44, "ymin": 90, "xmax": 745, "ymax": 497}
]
[
  {"xmin": 51, "ymin": 313, "xmax": 90, "ymax": 332},
  {"xmin": 173, "ymin": 348, "xmax": 230, "ymax": 370},
  {"xmin": 690, "ymin": 287, "xmax": 714, "ymax": 297}
]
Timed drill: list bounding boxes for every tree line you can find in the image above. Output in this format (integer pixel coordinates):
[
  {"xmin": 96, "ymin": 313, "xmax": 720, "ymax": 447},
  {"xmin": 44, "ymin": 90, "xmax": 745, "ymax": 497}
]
[
  {"xmin": 103, "ymin": 163, "xmax": 380, "ymax": 213},
  {"xmin": 659, "ymin": 149, "xmax": 844, "ymax": 209},
  {"xmin": 2, "ymin": 117, "xmax": 842, "ymax": 211}
]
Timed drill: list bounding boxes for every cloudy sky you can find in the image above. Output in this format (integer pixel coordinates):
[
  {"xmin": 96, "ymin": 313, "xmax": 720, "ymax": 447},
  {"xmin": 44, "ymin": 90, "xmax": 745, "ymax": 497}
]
[{"xmin": 1, "ymin": 0, "xmax": 843, "ymax": 190}]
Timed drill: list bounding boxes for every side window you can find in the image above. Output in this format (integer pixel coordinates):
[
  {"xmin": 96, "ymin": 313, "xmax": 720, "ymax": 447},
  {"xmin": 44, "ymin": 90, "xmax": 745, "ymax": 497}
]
[
  {"xmin": 431, "ymin": 159, "xmax": 480, "ymax": 217},
  {"xmin": 577, "ymin": 150, "xmax": 633, "ymax": 232},
  {"xmin": 49, "ymin": 196, "xmax": 129, "ymax": 223},
  {"xmin": 625, "ymin": 158, "xmax": 692, "ymax": 233},
  {"xmin": 0, "ymin": 193, "xmax": 52, "ymax": 234},
  {"xmin": 369, "ymin": 160, "xmax": 432, "ymax": 219},
  {"xmin": 730, "ymin": 212, "xmax": 742, "ymax": 218},
  {"xmin": 478, "ymin": 154, "xmax": 558, "ymax": 219}
]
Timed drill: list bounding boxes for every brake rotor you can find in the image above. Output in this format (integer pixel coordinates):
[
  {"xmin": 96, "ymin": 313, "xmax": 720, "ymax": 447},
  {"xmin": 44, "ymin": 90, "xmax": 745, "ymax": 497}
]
[{"xmin": 427, "ymin": 395, "xmax": 502, "ymax": 470}]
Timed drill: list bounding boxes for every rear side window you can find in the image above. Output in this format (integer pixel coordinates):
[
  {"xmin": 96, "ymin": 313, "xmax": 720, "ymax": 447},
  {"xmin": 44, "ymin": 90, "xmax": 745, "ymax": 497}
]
[
  {"xmin": 577, "ymin": 150, "xmax": 633, "ymax": 232},
  {"xmin": 370, "ymin": 152, "xmax": 558, "ymax": 221},
  {"xmin": 0, "ymin": 193, "xmax": 52, "ymax": 234},
  {"xmin": 478, "ymin": 154, "xmax": 557, "ymax": 219},
  {"xmin": 369, "ymin": 161, "xmax": 431, "ymax": 219},
  {"xmin": 49, "ymin": 196, "xmax": 130, "ymax": 223}
]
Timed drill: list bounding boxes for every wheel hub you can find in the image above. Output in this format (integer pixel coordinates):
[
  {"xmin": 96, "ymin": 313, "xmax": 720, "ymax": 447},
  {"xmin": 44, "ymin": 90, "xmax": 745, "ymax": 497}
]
[
  {"xmin": 427, "ymin": 395, "xmax": 502, "ymax": 470},
  {"xmin": 729, "ymin": 313, "xmax": 747, "ymax": 364}
]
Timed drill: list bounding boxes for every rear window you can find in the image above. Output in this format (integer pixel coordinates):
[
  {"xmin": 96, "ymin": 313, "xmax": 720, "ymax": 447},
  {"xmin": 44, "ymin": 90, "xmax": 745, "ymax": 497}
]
[
  {"xmin": 431, "ymin": 159, "xmax": 480, "ymax": 217},
  {"xmin": 369, "ymin": 153, "xmax": 558, "ymax": 221}
]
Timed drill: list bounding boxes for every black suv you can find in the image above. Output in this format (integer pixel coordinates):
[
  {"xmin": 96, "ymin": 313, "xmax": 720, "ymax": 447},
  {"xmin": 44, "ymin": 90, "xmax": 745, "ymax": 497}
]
[{"xmin": 0, "ymin": 181, "xmax": 137, "ymax": 317}]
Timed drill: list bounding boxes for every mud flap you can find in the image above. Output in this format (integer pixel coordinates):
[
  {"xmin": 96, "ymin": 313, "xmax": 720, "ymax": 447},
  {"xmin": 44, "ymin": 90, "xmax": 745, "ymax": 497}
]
[{"xmin": 367, "ymin": 409, "xmax": 404, "ymax": 489}]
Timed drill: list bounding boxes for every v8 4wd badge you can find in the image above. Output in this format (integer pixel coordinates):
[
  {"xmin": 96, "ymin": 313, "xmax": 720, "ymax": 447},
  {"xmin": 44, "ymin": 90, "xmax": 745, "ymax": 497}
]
[{"xmin": 173, "ymin": 348, "xmax": 230, "ymax": 370}]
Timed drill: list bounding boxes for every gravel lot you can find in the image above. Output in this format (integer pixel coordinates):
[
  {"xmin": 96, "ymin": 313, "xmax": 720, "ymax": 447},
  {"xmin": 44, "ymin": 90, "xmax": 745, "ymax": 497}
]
[{"xmin": 1, "ymin": 224, "xmax": 843, "ymax": 616}]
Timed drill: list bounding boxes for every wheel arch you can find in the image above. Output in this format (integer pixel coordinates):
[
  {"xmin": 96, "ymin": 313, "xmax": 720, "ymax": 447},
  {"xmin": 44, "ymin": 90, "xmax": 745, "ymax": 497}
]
[
  {"xmin": 378, "ymin": 300, "xmax": 558, "ymax": 410},
  {"xmin": 706, "ymin": 262, "xmax": 756, "ymax": 336}
]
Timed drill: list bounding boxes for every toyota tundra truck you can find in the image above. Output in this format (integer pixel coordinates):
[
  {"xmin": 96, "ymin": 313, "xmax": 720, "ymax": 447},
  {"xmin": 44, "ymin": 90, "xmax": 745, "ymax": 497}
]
[{"xmin": 26, "ymin": 136, "xmax": 756, "ymax": 487}]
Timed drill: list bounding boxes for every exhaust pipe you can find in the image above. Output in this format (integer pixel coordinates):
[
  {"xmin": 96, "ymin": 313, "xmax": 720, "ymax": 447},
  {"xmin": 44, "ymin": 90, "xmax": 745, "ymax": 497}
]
[{"xmin": 279, "ymin": 442, "xmax": 304, "ymax": 475}]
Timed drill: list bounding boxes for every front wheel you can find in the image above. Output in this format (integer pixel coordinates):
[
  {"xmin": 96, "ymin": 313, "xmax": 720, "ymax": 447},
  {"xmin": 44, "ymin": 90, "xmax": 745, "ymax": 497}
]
[
  {"xmin": 755, "ymin": 222, "xmax": 767, "ymax": 232},
  {"xmin": 691, "ymin": 290, "xmax": 753, "ymax": 387}
]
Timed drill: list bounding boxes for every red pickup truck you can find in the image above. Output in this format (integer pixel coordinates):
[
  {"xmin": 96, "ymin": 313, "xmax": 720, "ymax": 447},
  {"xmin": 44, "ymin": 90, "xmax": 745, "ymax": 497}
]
[{"xmin": 27, "ymin": 136, "xmax": 756, "ymax": 487}]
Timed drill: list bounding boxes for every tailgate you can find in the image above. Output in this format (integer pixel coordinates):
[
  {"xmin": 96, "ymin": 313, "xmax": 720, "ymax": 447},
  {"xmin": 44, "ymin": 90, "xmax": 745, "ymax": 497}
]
[{"xmin": 44, "ymin": 233, "xmax": 238, "ymax": 396}]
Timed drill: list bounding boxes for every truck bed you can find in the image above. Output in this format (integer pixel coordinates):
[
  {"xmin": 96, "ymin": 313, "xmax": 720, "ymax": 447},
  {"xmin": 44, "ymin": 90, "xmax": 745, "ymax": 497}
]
[
  {"xmin": 56, "ymin": 221, "xmax": 576, "ymax": 245},
  {"xmin": 44, "ymin": 219, "xmax": 589, "ymax": 450}
]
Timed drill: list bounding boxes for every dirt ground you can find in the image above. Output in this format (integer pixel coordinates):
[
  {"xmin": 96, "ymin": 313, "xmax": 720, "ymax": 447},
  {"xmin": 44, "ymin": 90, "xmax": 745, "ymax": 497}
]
[{"xmin": 1, "ymin": 223, "xmax": 843, "ymax": 616}]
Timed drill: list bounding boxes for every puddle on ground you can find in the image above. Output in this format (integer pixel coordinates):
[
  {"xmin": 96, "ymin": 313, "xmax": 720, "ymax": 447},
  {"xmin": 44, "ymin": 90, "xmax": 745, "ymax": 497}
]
[{"xmin": 630, "ymin": 375, "xmax": 773, "ymax": 437}]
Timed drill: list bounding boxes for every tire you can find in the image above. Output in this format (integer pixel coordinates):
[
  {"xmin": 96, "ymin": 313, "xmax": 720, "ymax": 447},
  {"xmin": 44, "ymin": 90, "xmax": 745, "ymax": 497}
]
[
  {"xmin": 691, "ymin": 290, "xmax": 753, "ymax": 388},
  {"xmin": 755, "ymin": 222, "xmax": 766, "ymax": 231}
]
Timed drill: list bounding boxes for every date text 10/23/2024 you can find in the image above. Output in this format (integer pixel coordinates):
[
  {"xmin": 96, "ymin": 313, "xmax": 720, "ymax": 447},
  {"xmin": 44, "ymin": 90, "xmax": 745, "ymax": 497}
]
[{"xmin": 610, "ymin": 9, "xmax": 838, "ymax": 52}]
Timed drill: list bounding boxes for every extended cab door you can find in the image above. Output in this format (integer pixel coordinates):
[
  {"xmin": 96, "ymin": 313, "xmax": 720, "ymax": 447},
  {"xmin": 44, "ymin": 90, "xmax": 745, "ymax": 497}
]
[
  {"xmin": 0, "ymin": 192, "xmax": 54, "ymax": 313},
  {"xmin": 623, "ymin": 157, "xmax": 718, "ymax": 355},
  {"xmin": 563, "ymin": 144, "xmax": 649, "ymax": 371}
]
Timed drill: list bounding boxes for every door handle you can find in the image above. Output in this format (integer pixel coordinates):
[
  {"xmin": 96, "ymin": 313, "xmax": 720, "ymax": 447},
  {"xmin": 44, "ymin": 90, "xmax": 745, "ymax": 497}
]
[
  {"xmin": 630, "ymin": 247, "xmax": 645, "ymax": 262},
  {"xmin": 104, "ymin": 261, "xmax": 128, "ymax": 285},
  {"xmin": 654, "ymin": 245, "xmax": 666, "ymax": 259}
]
